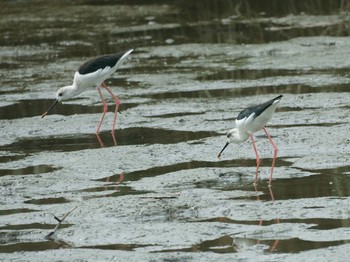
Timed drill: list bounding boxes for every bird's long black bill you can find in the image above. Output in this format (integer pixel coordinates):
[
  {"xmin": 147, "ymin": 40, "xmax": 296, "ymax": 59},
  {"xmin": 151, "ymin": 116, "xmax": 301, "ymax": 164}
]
[
  {"xmin": 41, "ymin": 99, "xmax": 59, "ymax": 118},
  {"xmin": 217, "ymin": 142, "xmax": 229, "ymax": 159}
]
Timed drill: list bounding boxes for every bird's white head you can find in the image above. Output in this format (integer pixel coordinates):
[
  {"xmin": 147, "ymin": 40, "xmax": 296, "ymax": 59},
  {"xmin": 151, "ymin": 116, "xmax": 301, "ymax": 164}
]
[
  {"xmin": 41, "ymin": 85, "xmax": 77, "ymax": 118},
  {"xmin": 217, "ymin": 128, "xmax": 249, "ymax": 159},
  {"xmin": 56, "ymin": 85, "xmax": 77, "ymax": 101},
  {"xmin": 226, "ymin": 128, "xmax": 243, "ymax": 144}
]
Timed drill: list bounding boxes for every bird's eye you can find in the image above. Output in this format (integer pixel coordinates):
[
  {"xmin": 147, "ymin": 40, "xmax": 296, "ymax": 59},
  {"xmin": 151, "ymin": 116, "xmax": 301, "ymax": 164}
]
[
  {"xmin": 58, "ymin": 93, "xmax": 63, "ymax": 97},
  {"xmin": 227, "ymin": 132, "xmax": 232, "ymax": 138}
]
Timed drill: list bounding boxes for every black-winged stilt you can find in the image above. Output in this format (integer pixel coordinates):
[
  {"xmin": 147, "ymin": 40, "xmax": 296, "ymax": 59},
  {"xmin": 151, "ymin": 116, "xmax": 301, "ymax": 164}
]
[
  {"xmin": 42, "ymin": 49, "xmax": 134, "ymax": 136},
  {"xmin": 217, "ymin": 95, "xmax": 283, "ymax": 185}
]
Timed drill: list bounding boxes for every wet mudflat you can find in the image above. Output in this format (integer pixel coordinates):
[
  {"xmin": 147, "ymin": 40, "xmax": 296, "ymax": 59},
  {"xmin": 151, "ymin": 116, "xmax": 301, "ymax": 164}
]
[{"xmin": 1, "ymin": 0, "xmax": 350, "ymax": 261}]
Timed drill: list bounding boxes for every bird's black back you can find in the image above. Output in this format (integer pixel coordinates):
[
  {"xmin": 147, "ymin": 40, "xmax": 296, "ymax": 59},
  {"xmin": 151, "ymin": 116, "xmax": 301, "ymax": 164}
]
[
  {"xmin": 78, "ymin": 50, "xmax": 131, "ymax": 75},
  {"xmin": 237, "ymin": 95, "xmax": 283, "ymax": 120}
]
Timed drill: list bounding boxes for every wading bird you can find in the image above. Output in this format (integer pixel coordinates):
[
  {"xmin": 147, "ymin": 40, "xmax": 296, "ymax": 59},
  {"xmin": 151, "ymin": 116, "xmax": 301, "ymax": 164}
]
[
  {"xmin": 42, "ymin": 49, "xmax": 134, "ymax": 136},
  {"xmin": 217, "ymin": 95, "xmax": 283, "ymax": 185}
]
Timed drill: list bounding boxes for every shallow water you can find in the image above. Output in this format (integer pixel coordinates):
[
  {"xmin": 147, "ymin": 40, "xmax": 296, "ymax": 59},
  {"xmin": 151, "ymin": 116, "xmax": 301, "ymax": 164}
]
[{"xmin": 1, "ymin": 0, "xmax": 350, "ymax": 261}]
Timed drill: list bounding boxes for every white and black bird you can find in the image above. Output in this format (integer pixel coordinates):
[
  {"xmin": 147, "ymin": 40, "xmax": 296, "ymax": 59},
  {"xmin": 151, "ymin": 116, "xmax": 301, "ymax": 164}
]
[
  {"xmin": 42, "ymin": 49, "xmax": 134, "ymax": 135},
  {"xmin": 217, "ymin": 95, "xmax": 283, "ymax": 185}
]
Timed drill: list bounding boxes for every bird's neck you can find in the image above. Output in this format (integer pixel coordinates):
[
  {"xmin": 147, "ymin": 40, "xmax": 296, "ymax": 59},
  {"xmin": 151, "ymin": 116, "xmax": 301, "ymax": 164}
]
[
  {"xmin": 234, "ymin": 127, "xmax": 249, "ymax": 142},
  {"xmin": 63, "ymin": 84, "xmax": 82, "ymax": 99},
  {"xmin": 238, "ymin": 131, "xmax": 250, "ymax": 142},
  {"xmin": 67, "ymin": 83, "xmax": 76, "ymax": 90},
  {"xmin": 228, "ymin": 128, "xmax": 249, "ymax": 143}
]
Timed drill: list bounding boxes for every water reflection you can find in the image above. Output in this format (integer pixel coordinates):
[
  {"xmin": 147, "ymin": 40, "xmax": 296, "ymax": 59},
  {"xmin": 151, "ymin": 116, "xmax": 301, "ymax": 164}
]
[
  {"xmin": 197, "ymin": 216, "xmax": 350, "ymax": 231},
  {"xmin": 236, "ymin": 171, "xmax": 350, "ymax": 201},
  {"xmin": 0, "ymin": 165, "xmax": 60, "ymax": 177},
  {"xmin": 81, "ymin": 186, "xmax": 150, "ymax": 200},
  {"xmin": 0, "ymin": 223, "xmax": 71, "ymax": 231},
  {"xmin": 254, "ymin": 183, "xmax": 275, "ymax": 201},
  {"xmin": 0, "ymin": 128, "xmax": 219, "ymax": 153},
  {"xmin": 104, "ymin": 172, "xmax": 125, "ymax": 191},
  {"xmin": 141, "ymin": 83, "xmax": 350, "ymax": 100},
  {"xmin": 0, "ymin": 240, "xmax": 71, "ymax": 253},
  {"xmin": 156, "ymin": 235, "xmax": 278, "ymax": 253},
  {"xmin": 95, "ymin": 159, "xmax": 262, "ymax": 183},
  {"xmin": 174, "ymin": 222, "xmax": 347, "ymax": 253},
  {"xmin": 96, "ymin": 132, "xmax": 117, "ymax": 147},
  {"xmin": 177, "ymin": 0, "xmax": 347, "ymax": 19},
  {"xmin": 24, "ymin": 197, "xmax": 70, "ymax": 205},
  {"xmin": 0, "ymin": 208, "xmax": 37, "ymax": 216},
  {"xmin": 0, "ymin": 0, "xmax": 349, "ymax": 54},
  {"xmin": 79, "ymin": 243, "xmax": 151, "ymax": 251},
  {"xmin": 102, "ymin": 0, "xmax": 350, "ymax": 45},
  {"xmin": 233, "ymin": 237, "xmax": 347, "ymax": 253},
  {"xmin": 0, "ymin": 99, "xmax": 138, "ymax": 120},
  {"xmin": 264, "ymin": 172, "xmax": 350, "ymax": 200}
]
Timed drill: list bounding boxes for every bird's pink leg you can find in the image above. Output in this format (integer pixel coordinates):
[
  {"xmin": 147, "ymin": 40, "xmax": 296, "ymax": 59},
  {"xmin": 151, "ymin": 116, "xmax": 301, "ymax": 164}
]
[
  {"xmin": 96, "ymin": 86, "xmax": 108, "ymax": 134},
  {"xmin": 268, "ymin": 184, "xmax": 275, "ymax": 201},
  {"xmin": 101, "ymin": 82, "xmax": 120, "ymax": 134},
  {"xmin": 263, "ymin": 127, "xmax": 278, "ymax": 185},
  {"xmin": 249, "ymin": 134, "xmax": 260, "ymax": 185}
]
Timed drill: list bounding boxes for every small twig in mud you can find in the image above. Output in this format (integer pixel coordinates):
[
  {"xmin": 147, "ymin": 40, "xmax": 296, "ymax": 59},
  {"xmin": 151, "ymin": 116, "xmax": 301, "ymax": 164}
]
[
  {"xmin": 140, "ymin": 193, "xmax": 180, "ymax": 200},
  {"xmin": 45, "ymin": 206, "xmax": 77, "ymax": 240}
]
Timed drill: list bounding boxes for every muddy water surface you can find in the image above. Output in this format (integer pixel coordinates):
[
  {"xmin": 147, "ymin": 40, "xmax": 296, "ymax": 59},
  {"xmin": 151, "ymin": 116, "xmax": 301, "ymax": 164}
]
[{"xmin": 1, "ymin": 0, "xmax": 350, "ymax": 261}]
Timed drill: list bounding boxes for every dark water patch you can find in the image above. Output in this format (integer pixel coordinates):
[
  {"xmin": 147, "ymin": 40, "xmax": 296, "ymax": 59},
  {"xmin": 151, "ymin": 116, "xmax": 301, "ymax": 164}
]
[
  {"xmin": 0, "ymin": 88, "xmax": 27, "ymax": 95},
  {"xmin": 0, "ymin": 231, "xmax": 21, "ymax": 245},
  {"xmin": 0, "ymin": 240, "xmax": 71, "ymax": 253},
  {"xmin": 81, "ymin": 186, "xmax": 150, "ymax": 200},
  {"xmin": 0, "ymin": 1, "xmax": 348, "ymax": 49},
  {"xmin": 195, "ymin": 217, "xmax": 275, "ymax": 226},
  {"xmin": 108, "ymin": 16, "xmax": 349, "ymax": 46},
  {"xmin": 97, "ymin": 159, "xmax": 292, "ymax": 184},
  {"xmin": 149, "ymin": 111, "xmax": 205, "ymax": 118},
  {"xmin": 115, "ymin": 128, "xmax": 219, "ymax": 146},
  {"xmin": 71, "ymin": 0, "xmax": 344, "ymax": 18},
  {"xmin": 0, "ymin": 134, "xmax": 100, "ymax": 154},
  {"xmin": 0, "ymin": 208, "xmax": 37, "ymax": 216},
  {"xmin": 156, "ymin": 235, "xmax": 347, "ymax": 254},
  {"xmin": 0, "ymin": 154, "xmax": 26, "ymax": 164},
  {"xmin": 79, "ymin": 243, "xmax": 151, "ymax": 251},
  {"xmin": 260, "ymin": 24, "xmax": 350, "ymax": 45},
  {"xmin": 197, "ymin": 217, "xmax": 349, "ymax": 230},
  {"xmin": 24, "ymin": 197, "xmax": 70, "ymax": 205},
  {"xmin": 274, "ymin": 106, "xmax": 306, "ymax": 112},
  {"xmin": 0, "ymin": 165, "xmax": 60, "ymax": 177},
  {"xmin": 274, "ymin": 122, "xmax": 345, "ymax": 129},
  {"xmin": 243, "ymin": 172, "xmax": 350, "ymax": 201},
  {"xmin": 0, "ymin": 99, "xmax": 138, "ymax": 120},
  {"xmin": 156, "ymin": 235, "xmax": 237, "ymax": 254},
  {"xmin": 303, "ymin": 206, "xmax": 325, "ymax": 209},
  {"xmin": 303, "ymin": 165, "xmax": 350, "ymax": 177},
  {"xmin": 0, "ymin": 62, "xmax": 23, "ymax": 70},
  {"xmin": 177, "ymin": 0, "xmax": 345, "ymax": 19},
  {"xmin": 192, "ymin": 159, "xmax": 291, "ymax": 190},
  {"xmin": 287, "ymin": 218, "xmax": 350, "ymax": 230},
  {"xmin": 0, "ymin": 223, "xmax": 71, "ymax": 231},
  {"xmin": 200, "ymin": 67, "xmax": 350, "ymax": 82},
  {"xmin": 268, "ymin": 238, "xmax": 348, "ymax": 253},
  {"xmin": 193, "ymin": 179, "xmax": 234, "ymax": 190},
  {"xmin": 197, "ymin": 69, "xmax": 309, "ymax": 81},
  {"xmin": 96, "ymin": 160, "xmax": 244, "ymax": 183},
  {"xmin": 140, "ymin": 84, "xmax": 350, "ymax": 100},
  {"xmin": 80, "ymin": 185, "xmax": 126, "ymax": 193},
  {"xmin": 0, "ymin": 128, "xmax": 219, "ymax": 153}
]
